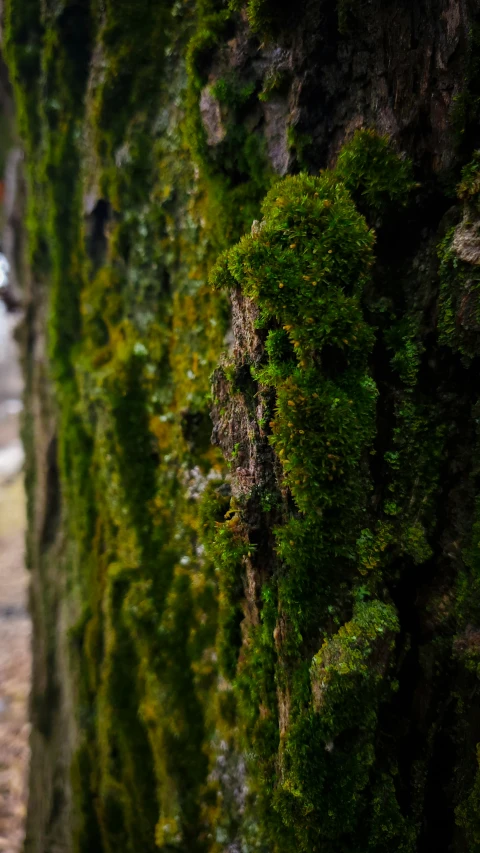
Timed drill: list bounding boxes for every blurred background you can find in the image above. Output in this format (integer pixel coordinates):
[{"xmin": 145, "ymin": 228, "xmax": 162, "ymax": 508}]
[{"xmin": 0, "ymin": 52, "xmax": 31, "ymax": 853}]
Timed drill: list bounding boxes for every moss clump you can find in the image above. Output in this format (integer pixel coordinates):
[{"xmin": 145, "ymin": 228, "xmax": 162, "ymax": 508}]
[
  {"xmin": 214, "ymin": 172, "xmax": 374, "ymax": 334},
  {"xmin": 200, "ymin": 486, "xmax": 248, "ymax": 681},
  {"xmin": 270, "ymin": 369, "xmax": 377, "ymax": 515},
  {"xmin": 268, "ymin": 597, "xmax": 401, "ymax": 851},
  {"xmin": 384, "ymin": 317, "xmax": 425, "ymax": 387},
  {"xmin": 458, "ymin": 150, "xmax": 480, "ymax": 201},
  {"xmin": 210, "ymin": 143, "xmax": 420, "ymax": 849},
  {"xmin": 335, "ymin": 128, "xmax": 416, "ymax": 217},
  {"xmin": 382, "ymin": 393, "xmax": 445, "ymax": 568},
  {"xmin": 310, "ymin": 599, "xmax": 399, "ymax": 715},
  {"xmin": 212, "ymin": 171, "xmax": 377, "ymax": 535},
  {"xmin": 212, "ymin": 171, "xmax": 378, "ymax": 646},
  {"xmin": 274, "ymin": 600, "xmax": 400, "ymax": 844}
]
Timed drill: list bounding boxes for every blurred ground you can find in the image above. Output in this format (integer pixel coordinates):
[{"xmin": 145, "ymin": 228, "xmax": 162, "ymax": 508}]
[{"xmin": 0, "ymin": 302, "xmax": 30, "ymax": 853}]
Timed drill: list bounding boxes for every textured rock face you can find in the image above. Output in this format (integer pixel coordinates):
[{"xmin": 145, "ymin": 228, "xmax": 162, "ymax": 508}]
[
  {"xmin": 200, "ymin": 86, "xmax": 227, "ymax": 146},
  {"xmin": 6, "ymin": 0, "xmax": 480, "ymax": 851}
]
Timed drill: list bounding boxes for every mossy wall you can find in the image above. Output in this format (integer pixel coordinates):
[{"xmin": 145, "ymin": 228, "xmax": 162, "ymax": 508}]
[{"xmin": 7, "ymin": 0, "xmax": 480, "ymax": 851}]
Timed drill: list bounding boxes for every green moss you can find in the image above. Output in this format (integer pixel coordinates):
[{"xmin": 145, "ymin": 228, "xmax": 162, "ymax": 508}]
[
  {"xmin": 259, "ymin": 69, "xmax": 290, "ymax": 102},
  {"xmin": 228, "ymin": 0, "xmax": 299, "ymax": 37},
  {"xmin": 91, "ymin": 0, "xmax": 171, "ymax": 156},
  {"xmin": 266, "ymin": 600, "xmax": 399, "ymax": 851},
  {"xmin": 6, "ymin": 0, "xmax": 238, "ymax": 847},
  {"xmin": 310, "ymin": 599, "xmax": 399, "ymax": 713},
  {"xmin": 368, "ymin": 774, "xmax": 416, "ymax": 852},
  {"xmin": 278, "ymin": 600, "xmax": 400, "ymax": 838},
  {"xmin": 214, "ymin": 171, "xmax": 374, "ymax": 308},
  {"xmin": 185, "ymin": 3, "xmax": 274, "ymax": 245},
  {"xmin": 200, "ymin": 485, "xmax": 248, "ymax": 680},
  {"xmin": 209, "ymin": 145, "xmax": 423, "ymax": 848},
  {"xmin": 335, "ymin": 128, "xmax": 416, "ymax": 217},
  {"xmin": 371, "ymin": 304, "xmax": 445, "ymax": 575},
  {"xmin": 384, "ymin": 317, "xmax": 425, "ymax": 387},
  {"xmin": 458, "ymin": 150, "xmax": 480, "ymax": 201},
  {"xmin": 71, "ymin": 741, "xmax": 103, "ymax": 853},
  {"xmin": 8, "ymin": 0, "xmax": 464, "ymax": 845},
  {"xmin": 212, "ymin": 171, "xmax": 377, "ymax": 535},
  {"xmin": 124, "ymin": 571, "xmax": 209, "ymax": 851},
  {"xmin": 356, "ymin": 521, "xmax": 394, "ymax": 576},
  {"xmin": 386, "ymin": 394, "xmax": 444, "ymax": 558},
  {"xmin": 266, "ymin": 601, "xmax": 398, "ymax": 850}
]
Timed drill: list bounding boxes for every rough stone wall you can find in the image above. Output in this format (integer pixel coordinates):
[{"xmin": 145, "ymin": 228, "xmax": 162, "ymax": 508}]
[{"xmin": 5, "ymin": 0, "xmax": 480, "ymax": 851}]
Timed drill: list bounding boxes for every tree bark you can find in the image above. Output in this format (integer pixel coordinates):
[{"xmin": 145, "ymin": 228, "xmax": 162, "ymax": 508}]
[{"xmin": 5, "ymin": 0, "xmax": 480, "ymax": 851}]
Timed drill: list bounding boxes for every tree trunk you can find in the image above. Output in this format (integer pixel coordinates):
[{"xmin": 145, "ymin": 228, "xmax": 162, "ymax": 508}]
[{"xmin": 5, "ymin": 0, "xmax": 480, "ymax": 851}]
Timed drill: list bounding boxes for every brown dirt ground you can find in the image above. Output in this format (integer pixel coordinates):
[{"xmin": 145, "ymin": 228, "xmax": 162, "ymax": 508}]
[{"xmin": 0, "ymin": 465, "xmax": 30, "ymax": 852}]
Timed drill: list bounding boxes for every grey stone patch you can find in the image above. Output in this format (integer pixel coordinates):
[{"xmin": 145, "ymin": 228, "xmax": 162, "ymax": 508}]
[
  {"xmin": 200, "ymin": 86, "xmax": 226, "ymax": 146},
  {"xmin": 115, "ymin": 142, "xmax": 131, "ymax": 167},
  {"xmin": 0, "ymin": 399, "xmax": 22, "ymax": 418},
  {"xmin": 452, "ymin": 218, "xmax": 480, "ymax": 266},
  {"xmin": 0, "ymin": 604, "xmax": 27, "ymax": 620},
  {"xmin": 182, "ymin": 465, "xmax": 224, "ymax": 500},
  {"xmin": 82, "ymin": 191, "xmax": 98, "ymax": 217},
  {"xmin": 209, "ymin": 737, "xmax": 248, "ymax": 817},
  {"xmin": 263, "ymin": 95, "xmax": 291, "ymax": 175},
  {"xmin": 250, "ymin": 219, "xmax": 265, "ymax": 238}
]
